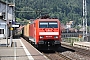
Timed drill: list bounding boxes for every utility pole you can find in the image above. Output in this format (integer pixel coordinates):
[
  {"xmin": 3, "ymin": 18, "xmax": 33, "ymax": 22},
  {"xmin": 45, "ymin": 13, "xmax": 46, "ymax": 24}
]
[
  {"xmin": 9, "ymin": 0, "xmax": 15, "ymax": 47},
  {"xmin": 83, "ymin": 0, "xmax": 88, "ymax": 41}
]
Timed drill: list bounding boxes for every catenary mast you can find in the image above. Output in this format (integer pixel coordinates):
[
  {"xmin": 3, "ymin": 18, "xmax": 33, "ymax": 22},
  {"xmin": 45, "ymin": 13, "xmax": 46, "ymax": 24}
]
[{"xmin": 83, "ymin": 0, "xmax": 87, "ymax": 41}]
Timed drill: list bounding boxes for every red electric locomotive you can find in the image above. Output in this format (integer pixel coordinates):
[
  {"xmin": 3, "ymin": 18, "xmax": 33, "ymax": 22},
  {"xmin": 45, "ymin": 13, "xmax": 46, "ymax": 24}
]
[{"xmin": 28, "ymin": 18, "xmax": 61, "ymax": 50}]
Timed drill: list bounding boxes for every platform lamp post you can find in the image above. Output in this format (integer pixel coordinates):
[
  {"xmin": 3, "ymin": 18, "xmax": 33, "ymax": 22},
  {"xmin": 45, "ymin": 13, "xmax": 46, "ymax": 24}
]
[{"xmin": 5, "ymin": 0, "xmax": 8, "ymax": 47}]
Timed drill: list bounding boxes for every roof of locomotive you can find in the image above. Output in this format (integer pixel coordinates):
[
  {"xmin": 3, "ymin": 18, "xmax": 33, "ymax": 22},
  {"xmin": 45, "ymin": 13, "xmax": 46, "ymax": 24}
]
[
  {"xmin": 35, "ymin": 15, "xmax": 60, "ymax": 21},
  {"xmin": 35, "ymin": 19, "xmax": 59, "ymax": 22},
  {"xmin": 30, "ymin": 15, "xmax": 60, "ymax": 24}
]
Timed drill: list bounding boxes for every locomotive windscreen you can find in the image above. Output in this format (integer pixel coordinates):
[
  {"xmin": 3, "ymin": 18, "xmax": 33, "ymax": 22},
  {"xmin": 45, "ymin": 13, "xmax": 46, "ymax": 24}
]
[{"xmin": 39, "ymin": 21, "xmax": 58, "ymax": 28}]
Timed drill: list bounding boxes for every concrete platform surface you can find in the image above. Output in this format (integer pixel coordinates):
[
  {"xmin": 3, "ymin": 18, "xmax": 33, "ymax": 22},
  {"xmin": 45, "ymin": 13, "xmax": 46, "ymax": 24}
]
[{"xmin": 0, "ymin": 39, "xmax": 48, "ymax": 60}]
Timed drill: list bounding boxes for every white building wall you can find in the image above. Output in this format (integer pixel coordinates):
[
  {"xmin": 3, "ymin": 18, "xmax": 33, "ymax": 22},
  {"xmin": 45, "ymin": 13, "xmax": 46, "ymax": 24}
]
[
  {"xmin": 66, "ymin": 24, "xmax": 71, "ymax": 29},
  {"xmin": 0, "ymin": 1, "xmax": 13, "ymax": 21},
  {"xmin": 0, "ymin": 1, "xmax": 13, "ymax": 38},
  {"xmin": 0, "ymin": 19, "xmax": 9, "ymax": 38}
]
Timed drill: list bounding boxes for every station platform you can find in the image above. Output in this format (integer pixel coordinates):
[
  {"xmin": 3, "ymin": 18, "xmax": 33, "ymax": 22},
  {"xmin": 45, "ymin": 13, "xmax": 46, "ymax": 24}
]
[
  {"xmin": 0, "ymin": 38, "xmax": 48, "ymax": 60},
  {"xmin": 73, "ymin": 42, "xmax": 90, "ymax": 49}
]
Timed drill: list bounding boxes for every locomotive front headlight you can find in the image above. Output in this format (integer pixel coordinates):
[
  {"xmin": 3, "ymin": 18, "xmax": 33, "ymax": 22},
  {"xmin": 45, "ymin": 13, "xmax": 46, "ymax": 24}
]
[
  {"xmin": 40, "ymin": 36, "xmax": 44, "ymax": 38},
  {"xmin": 54, "ymin": 36, "xmax": 58, "ymax": 38}
]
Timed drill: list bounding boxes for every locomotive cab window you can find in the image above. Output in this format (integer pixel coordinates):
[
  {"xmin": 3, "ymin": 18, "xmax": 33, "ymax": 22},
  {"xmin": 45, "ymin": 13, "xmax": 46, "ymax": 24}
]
[
  {"xmin": 39, "ymin": 22, "xmax": 48, "ymax": 28},
  {"xmin": 39, "ymin": 21, "xmax": 58, "ymax": 28},
  {"xmin": 49, "ymin": 22, "xmax": 58, "ymax": 28}
]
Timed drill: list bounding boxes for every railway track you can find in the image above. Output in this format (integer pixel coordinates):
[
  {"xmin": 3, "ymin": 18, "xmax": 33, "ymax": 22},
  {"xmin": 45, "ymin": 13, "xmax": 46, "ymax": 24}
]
[
  {"xmin": 61, "ymin": 43, "xmax": 90, "ymax": 57},
  {"xmin": 40, "ymin": 46, "xmax": 75, "ymax": 60},
  {"xmin": 41, "ymin": 43, "xmax": 90, "ymax": 60},
  {"xmin": 42, "ymin": 46, "xmax": 90, "ymax": 60},
  {"xmin": 43, "ymin": 52, "xmax": 71, "ymax": 60}
]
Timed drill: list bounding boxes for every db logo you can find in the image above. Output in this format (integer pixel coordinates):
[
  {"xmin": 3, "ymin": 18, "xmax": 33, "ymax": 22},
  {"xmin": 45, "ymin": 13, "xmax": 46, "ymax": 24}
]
[{"xmin": 46, "ymin": 36, "xmax": 52, "ymax": 37}]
